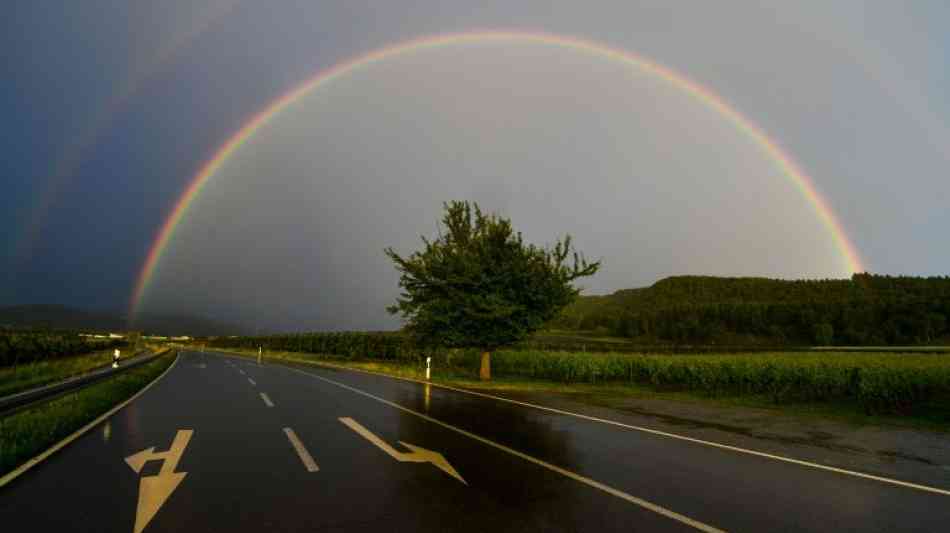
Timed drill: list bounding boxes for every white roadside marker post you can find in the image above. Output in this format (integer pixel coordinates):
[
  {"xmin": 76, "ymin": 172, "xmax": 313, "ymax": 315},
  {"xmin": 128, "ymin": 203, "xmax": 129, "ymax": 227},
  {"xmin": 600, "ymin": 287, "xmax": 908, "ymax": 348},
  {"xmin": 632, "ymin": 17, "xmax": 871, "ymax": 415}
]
[
  {"xmin": 426, "ymin": 357, "xmax": 431, "ymax": 381},
  {"xmin": 113, "ymin": 348, "xmax": 120, "ymax": 368},
  {"xmin": 258, "ymin": 346, "xmax": 263, "ymax": 365}
]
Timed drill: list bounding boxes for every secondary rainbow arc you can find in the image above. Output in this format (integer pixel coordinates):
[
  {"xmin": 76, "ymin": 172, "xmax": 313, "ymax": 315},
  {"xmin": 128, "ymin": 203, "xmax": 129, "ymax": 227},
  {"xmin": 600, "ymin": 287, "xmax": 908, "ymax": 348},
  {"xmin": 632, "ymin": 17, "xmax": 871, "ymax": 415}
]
[{"xmin": 130, "ymin": 30, "xmax": 865, "ymax": 319}]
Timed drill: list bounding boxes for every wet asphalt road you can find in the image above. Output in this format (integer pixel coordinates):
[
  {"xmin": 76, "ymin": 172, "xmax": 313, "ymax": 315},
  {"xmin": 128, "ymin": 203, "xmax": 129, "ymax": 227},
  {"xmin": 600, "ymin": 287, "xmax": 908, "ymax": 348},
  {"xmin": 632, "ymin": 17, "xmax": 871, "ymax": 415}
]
[{"xmin": 2, "ymin": 351, "xmax": 949, "ymax": 532}]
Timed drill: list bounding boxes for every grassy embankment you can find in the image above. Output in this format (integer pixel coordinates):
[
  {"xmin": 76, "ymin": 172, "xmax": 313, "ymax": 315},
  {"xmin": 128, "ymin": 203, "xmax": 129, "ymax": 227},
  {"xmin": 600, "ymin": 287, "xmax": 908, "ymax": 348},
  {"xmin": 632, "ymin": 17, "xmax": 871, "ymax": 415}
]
[
  {"xmin": 0, "ymin": 350, "xmax": 119, "ymax": 398},
  {"xmin": 0, "ymin": 350, "xmax": 175, "ymax": 476},
  {"xmin": 217, "ymin": 347, "xmax": 950, "ymax": 430},
  {"xmin": 0, "ymin": 344, "xmax": 168, "ymax": 398}
]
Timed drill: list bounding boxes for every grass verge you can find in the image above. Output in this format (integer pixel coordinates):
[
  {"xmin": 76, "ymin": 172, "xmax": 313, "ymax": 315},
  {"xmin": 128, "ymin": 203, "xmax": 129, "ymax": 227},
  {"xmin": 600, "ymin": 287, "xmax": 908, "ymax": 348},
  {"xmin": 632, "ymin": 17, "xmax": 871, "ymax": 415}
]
[
  {"xmin": 0, "ymin": 351, "xmax": 174, "ymax": 476},
  {"xmin": 0, "ymin": 350, "xmax": 118, "ymax": 398},
  {"xmin": 217, "ymin": 347, "xmax": 950, "ymax": 433}
]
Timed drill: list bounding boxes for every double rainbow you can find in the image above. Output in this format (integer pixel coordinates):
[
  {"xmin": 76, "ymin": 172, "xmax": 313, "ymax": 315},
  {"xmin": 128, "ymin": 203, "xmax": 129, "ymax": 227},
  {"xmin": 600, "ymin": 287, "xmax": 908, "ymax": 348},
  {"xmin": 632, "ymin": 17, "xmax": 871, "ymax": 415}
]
[{"xmin": 130, "ymin": 31, "xmax": 864, "ymax": 318}]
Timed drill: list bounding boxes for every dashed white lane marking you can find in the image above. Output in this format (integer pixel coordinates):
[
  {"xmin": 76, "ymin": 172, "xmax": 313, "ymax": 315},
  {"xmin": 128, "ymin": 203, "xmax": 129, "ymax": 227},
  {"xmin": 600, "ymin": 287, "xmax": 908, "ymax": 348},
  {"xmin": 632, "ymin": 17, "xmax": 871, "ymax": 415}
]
[
  {"xmin": 260, "ymin": 392, "xmax": 274, "ymax": 407},
  {"xmin": 248, "ymin": 378, "xmax": 257, "ymax": 386},
  {"xmin": 239, "ymin": 369, "xmax": 246, "ymax": 375},
  {"xmin": 284, "ymin": 366, "xmax": 723, "ymax": 533},
  {"xmin": 283, "ymin": 428, "xmax": 319, "ymax": 472}
]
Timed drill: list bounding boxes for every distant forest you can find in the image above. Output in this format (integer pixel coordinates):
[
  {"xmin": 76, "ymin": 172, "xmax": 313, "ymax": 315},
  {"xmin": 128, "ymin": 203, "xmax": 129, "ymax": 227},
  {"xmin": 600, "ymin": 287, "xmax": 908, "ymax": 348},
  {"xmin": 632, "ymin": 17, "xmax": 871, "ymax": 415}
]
[
  {"xmin": 550, "ymin": 274, "xmax": 950, "ymax": 346},
  {"xmin": 0, "ymin": 305, "xmax": 244, "ymax": 337}
]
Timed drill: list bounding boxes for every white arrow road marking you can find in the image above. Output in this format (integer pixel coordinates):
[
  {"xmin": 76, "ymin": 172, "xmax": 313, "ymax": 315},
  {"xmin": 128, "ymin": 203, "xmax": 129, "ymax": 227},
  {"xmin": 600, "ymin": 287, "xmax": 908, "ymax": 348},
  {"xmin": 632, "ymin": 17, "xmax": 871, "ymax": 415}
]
[
  {"xmin": 260, "ymin": 392, "xmax": 274, "ymax": 407},
  {"xmin": 283, "ymin": 428, "xmax": 319, "ymax": 472},
  {"xmin": 340, "ymin": 417, "xmax": 466, "ymax": 485},
  {"xmin": 125, "ymin": 429, "xmax": 193, "ymax": 533}
]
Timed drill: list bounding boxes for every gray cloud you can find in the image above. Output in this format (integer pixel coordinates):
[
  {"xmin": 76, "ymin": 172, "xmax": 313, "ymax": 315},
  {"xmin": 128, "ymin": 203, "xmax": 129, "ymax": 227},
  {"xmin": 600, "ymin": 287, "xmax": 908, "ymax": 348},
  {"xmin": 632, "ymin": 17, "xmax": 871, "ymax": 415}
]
[{"xmin": 8, "ymin": 1, "xmax": 946, "ymax": 329}]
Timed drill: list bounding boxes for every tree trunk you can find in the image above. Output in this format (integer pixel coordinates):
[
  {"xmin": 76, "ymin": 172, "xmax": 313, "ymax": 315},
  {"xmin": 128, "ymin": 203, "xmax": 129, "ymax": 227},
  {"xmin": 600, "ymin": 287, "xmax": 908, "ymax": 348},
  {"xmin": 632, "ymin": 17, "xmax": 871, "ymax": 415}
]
[{"xmin": 479, "ymin": 350, "xmax": 491, "ymax": 381}]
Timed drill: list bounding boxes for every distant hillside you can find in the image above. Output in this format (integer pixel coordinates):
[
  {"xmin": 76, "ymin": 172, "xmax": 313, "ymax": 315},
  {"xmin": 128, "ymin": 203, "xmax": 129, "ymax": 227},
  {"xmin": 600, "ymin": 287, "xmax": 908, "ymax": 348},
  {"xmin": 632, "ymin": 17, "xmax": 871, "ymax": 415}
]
[
  {"xmin": 0, "ymin": 304, "xmax": 246, "ymax": 336},
  {"xmin": 551, "ymin": 274, "xmax": 950, "ymax": 345}
]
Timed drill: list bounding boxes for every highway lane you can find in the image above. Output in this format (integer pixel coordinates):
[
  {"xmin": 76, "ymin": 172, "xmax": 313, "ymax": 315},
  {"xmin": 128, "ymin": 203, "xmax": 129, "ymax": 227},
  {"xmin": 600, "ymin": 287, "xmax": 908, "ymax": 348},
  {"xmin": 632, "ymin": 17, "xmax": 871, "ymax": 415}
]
[{"xmin": 1, "ymin": 350, "xmax": 948, "ymax": 532}]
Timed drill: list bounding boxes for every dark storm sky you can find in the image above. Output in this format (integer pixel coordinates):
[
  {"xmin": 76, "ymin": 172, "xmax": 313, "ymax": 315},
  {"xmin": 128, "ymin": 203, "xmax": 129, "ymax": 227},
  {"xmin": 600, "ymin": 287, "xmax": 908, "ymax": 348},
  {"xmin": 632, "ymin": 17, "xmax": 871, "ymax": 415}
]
[{"xmin": 3, "ymin": 2, "xmax": 948, "ymax": 332}]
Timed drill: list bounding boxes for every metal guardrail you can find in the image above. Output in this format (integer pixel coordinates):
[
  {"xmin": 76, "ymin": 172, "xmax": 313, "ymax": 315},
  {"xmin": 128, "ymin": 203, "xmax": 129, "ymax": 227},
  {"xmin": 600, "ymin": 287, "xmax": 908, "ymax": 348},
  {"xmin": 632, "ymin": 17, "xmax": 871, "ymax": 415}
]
[{"xmin": 0, "ymin": 350, "xmax": 168, "ymax": 418}]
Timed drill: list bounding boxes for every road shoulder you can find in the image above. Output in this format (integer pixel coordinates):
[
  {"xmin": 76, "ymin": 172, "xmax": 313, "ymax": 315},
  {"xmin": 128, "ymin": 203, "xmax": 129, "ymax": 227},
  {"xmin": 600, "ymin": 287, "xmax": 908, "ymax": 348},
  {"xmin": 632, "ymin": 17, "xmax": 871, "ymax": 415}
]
[{"xmin": 456, "ymin": 385, "xmax": 950, "ymax": 491}]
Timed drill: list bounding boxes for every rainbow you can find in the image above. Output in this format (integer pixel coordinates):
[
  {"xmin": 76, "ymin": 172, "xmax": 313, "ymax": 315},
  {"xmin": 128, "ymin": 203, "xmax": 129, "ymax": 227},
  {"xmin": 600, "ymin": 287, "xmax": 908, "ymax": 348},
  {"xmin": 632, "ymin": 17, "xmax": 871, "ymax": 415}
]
[{"xmin": 129, "ymin": 30, "xmax": 865, "ymax": 319}]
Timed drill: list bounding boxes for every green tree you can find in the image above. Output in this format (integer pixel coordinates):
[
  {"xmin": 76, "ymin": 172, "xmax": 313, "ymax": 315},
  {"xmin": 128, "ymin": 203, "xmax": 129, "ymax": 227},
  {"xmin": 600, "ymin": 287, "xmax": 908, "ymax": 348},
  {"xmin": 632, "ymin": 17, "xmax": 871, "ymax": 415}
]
[
  {"xmin": 385, "ymin": 201, "xmax": 600, "ymax": 380},
  {"xmin": 813, "ymin": 322, "xmax": 834, "ymax": 346}
]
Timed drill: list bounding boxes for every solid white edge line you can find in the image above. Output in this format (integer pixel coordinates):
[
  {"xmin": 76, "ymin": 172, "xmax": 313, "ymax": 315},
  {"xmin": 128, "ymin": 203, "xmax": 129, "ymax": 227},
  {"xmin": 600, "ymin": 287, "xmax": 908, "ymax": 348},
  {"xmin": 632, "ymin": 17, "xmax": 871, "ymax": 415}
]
[
  {"xmin": 0, "ymin": 351, "xmax": 180, "ymax": 488},
  {"xmin": 283, "ymin": 427, "xmax": 319, "ymax": 472},
  {"xmin": 284, "ymin": 365, "xmax": 724, "ymax": 533},
  {"xmin": 260, "ymin": 392, "xmax": 274, "ymax": 407},
  {"xmin": 213, "ymin": 351, "xmax": 950, "ymax": 498}
]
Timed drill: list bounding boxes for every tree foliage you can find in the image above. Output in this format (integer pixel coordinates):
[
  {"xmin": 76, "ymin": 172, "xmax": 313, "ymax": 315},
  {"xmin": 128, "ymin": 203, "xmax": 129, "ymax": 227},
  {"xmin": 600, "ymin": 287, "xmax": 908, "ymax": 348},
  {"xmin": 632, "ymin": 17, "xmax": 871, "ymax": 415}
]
[
  {"xmin": 551, "ymin": 274, "xmax": 950, "ymax": 345},
  {"xmin": 385, "ymin": 201, "xmax": 600, "ymax": 350}
]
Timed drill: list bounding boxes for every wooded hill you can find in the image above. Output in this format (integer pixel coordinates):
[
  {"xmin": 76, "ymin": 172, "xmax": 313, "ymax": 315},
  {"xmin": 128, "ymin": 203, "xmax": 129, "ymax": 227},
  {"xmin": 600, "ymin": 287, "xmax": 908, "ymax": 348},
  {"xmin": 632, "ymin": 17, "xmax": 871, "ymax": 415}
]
[{"xmin": 550, "ymin": 274, "xmax": 950, "ymax": 345}]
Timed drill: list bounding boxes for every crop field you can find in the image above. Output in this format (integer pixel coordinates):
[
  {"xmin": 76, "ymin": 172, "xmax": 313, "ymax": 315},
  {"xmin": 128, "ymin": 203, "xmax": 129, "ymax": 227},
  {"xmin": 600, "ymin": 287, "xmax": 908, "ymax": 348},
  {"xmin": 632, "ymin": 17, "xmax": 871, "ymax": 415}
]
[
  {"xmin": 211, "ymin": 332, "xmax": 950, "ymax": 416},
  {"xmin": 482, "ymin": 350, "xmax": 950, "ymax": 413}
]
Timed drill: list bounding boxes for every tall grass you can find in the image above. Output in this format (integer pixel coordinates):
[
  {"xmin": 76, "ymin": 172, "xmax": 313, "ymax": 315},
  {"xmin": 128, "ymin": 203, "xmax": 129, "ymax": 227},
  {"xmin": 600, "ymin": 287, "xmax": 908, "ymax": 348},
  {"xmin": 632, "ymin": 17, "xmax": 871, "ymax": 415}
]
[{"xmin": 0, "ymin": 350, "xmax": 113, "ymax": 397}]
